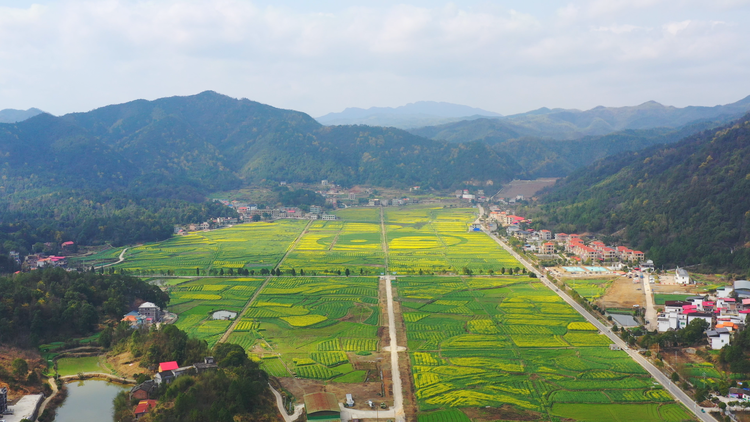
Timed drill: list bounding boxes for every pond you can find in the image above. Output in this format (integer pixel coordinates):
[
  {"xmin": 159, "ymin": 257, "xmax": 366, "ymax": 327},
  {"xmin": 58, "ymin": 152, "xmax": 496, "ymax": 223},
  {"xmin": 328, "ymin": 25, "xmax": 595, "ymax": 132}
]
[
  {"xmin": 55, "ymin": 380, "xmax": 129, "ymax": 422},
  {"xmin": 212, "ymin": 310, "xmax": 237, "ymax": 320}
]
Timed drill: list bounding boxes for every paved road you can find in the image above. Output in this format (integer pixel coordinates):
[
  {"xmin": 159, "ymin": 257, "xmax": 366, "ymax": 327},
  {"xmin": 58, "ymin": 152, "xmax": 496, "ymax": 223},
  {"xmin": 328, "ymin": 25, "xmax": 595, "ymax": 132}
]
[
  {"xmin": 482, "ymin": 226, "xmax": 714, "ymax": 422},
  {"xmin": 270, "ymin": 384, "xmax": 305, "ymax": 422},
  {"xmin": 642, "ymin": 273, "xmax": 658, "ymax": 331},
  {"xmin": 340, "ymin": 276, "xmax": 404, "ymax": 422}
]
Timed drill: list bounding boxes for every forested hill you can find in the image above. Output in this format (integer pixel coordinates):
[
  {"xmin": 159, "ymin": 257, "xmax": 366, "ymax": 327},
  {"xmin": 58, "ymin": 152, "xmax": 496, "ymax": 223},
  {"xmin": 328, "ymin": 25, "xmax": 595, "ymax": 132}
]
[
  {"xmin": 0, "ymin": 91, "xmax": 517, "ymax": 192},
  {"xmin": 531, "ymin": 114, "xmax": 750, "ymax": 272}
]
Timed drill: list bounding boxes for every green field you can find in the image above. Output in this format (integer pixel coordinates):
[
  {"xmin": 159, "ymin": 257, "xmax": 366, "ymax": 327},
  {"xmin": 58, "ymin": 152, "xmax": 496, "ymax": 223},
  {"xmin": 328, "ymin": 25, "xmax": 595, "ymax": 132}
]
[
  {"xmin": 398, "ymin": 275, "xmax": 682, "ymax": 418},
  {"xmin": 385, "ymin": 206, "xmax": 519, "ymax": 275},
  {"xmin": 654, "ymin": 294, "xmax": 694, "ymax": 305},
  {"xmin": 281, "ymin": 219, "xmax": 385, "ymax": 275},
  {"xmin": 114, "ymin": 220, "xmax": 308, "ymax": 275},
  {"xmin": 56, "ymin": 356, "xmax": 108, "ymax": 376},
  {"xmin": 564, "ymin": 278, "xmax": 615, "ymax": 300},
  {"xmin": 225, "ymin": 276, "xmax": 381, "ymax": 382}
]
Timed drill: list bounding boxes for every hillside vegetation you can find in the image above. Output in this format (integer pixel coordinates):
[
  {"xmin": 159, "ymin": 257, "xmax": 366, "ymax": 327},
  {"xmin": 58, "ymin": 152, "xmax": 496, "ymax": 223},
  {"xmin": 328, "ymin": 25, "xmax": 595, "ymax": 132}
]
[
  {"xmin": 530, "ymin": 114, "xmax": 750, "ymax": 272},
  {"xmin": 0, "ymin": 91, "xmax": 518, "ymax": 253}
]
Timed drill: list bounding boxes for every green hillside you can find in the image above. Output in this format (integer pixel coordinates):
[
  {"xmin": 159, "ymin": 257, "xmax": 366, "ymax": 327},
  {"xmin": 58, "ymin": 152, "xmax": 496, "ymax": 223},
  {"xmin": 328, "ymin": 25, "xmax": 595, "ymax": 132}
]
[
  {"xmin": 0, "ymin": 91, "xmax": 519, "ymax": 255},
  {"xmin": 530, "ymin": 114, "xmax": 750, "ymax": 272}
]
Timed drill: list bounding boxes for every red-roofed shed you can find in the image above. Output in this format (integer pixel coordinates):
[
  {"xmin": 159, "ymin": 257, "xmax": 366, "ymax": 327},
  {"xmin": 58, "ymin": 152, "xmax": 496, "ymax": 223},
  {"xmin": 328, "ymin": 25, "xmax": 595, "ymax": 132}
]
[{"xmin": 134, "ymin": 399, "xmax": 157, "ymax": 418}]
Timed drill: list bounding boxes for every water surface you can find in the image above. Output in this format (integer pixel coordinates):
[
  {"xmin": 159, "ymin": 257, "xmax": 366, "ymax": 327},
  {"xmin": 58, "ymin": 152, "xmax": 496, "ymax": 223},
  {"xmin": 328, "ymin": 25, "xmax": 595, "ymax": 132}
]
[{"xmin": 55, "ymin": 380, "xmax": 129, "ymax": 422}]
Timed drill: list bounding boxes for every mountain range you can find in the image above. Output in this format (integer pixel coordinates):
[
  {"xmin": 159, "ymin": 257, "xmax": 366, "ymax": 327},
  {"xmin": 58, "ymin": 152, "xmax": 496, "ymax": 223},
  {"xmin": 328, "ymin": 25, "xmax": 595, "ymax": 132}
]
[
  {"xmin": 0, "ymin": 91, "xmax": 516, "ymax": 196},
  {"xmin": 316, "ymin": 101, "xmax": 501, "ymax": 128},
  {"xmin": 533, "ymin": 113, "xmax": 750, "ymax": 271},
  {"xmin": 0, "ymin": 107, "xmax": 44, "ymax": 123},
  {"xmin": 409, "ymin": 95, "xmax": 750, "ymax": 143}
]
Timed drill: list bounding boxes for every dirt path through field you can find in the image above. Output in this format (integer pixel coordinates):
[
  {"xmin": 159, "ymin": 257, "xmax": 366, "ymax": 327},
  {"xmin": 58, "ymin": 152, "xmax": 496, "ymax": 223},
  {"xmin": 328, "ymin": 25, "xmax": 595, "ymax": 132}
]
[
  {"xmin": 380, "ymin": 207, "xmax": 389, "ymax": 271},
  {"xmin": 276, "ymin": 219, "xmax": 313, "ymax": 269},
  {"xmin": 217, "ymin": 276, "xmax": 272, "ymax": 344},
  {"xmin": 96, "ymin": 247, "xmax": 128, "ymax": 269}
]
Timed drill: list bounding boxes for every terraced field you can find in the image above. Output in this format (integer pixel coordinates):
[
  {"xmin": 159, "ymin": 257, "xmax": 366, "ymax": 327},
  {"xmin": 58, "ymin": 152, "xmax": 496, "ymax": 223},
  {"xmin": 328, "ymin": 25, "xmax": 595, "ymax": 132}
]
[
  {"xmin": 397, "ymin": 275, "xmax": 691, "ymax": 420},
  {"xmin": 226, "ymin": 276, "xmax": 381, "ymax": 382},
  {"xmin": 385, "ymin": 206, "xmax": 519, "ymax": 274},
  {"xmin": 114, "ymin": 220, "xmax": 307, "ymax": 275}
]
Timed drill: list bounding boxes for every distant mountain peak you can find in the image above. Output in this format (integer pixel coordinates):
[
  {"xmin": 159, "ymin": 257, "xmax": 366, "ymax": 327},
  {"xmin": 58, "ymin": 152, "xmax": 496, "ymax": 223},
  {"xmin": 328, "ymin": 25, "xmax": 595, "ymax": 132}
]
[
  {"xmin": 316, "ymin": 101, "xmax": 501, "ymax": 129},
  {"xmin": 0, "ymin": 107, "xmax": 45, "ymax": 123}
]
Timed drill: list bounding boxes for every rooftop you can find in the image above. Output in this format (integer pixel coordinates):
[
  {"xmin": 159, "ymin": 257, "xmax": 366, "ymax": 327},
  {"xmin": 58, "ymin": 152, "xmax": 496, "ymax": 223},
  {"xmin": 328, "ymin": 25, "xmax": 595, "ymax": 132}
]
[{"xmin": 304, "ymin": 392, "xmax": 340, "ymax": 415}]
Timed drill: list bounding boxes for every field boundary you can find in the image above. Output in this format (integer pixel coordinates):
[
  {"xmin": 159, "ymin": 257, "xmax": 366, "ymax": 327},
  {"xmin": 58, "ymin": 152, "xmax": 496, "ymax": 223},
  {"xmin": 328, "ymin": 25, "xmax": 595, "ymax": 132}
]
[
  {"xmin": 217, "ymin": 276, "xmax": 273, "ymax": 344},
  {"xmin": 276, "ymin": 220, "xmax": 313, "ymax": 270}
]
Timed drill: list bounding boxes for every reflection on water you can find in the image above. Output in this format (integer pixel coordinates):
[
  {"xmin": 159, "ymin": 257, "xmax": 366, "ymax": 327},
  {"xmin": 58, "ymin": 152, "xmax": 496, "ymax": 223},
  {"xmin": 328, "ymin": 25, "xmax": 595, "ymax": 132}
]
[{"xmin": 55, "ymin": 380, "xmax": 129, "ymax": 422}]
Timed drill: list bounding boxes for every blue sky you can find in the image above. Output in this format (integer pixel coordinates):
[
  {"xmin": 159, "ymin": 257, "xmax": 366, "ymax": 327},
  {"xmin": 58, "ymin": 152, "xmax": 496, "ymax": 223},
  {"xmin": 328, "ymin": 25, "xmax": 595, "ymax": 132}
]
[{"xmin": 1, "ymin": 0, "xmax": 749, "ymax": 117}]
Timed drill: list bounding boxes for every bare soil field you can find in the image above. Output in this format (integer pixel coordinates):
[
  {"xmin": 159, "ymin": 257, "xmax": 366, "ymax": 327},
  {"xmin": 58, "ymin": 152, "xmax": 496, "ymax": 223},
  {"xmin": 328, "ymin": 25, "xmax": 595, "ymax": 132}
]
[
  {"xmin": 597, "ymin": 275, "xmax": 646, "ymax": 309},
  {"xmin": 277, "ymin": 378, "xmax": 386, "ymax": 411},
  {"xmin": 493, "ymin": 178, "xmax": 559, "ymax": 199},
  {"xmin": 463, "ymin": 405, "xmax": 546, "ymax": 422},
  {"xmin": 107, "ymin": 351, "xmax": 147, "ymax": 378}
]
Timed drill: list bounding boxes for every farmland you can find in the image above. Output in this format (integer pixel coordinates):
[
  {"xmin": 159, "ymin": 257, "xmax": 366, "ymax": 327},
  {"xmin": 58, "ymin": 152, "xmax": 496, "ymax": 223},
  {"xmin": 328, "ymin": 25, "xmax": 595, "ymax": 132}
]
[
  {"xmin": 396, "ymin": 275, "xmax": 688, "ymax": 419},
  {"xmin": 385, "ymin": 206, "xmax": 519, "ymax": 275},
  {"xmin": 225, "ymin": 276, "xmax": 381, "ymax": 383},
  {"xmin": 114, "ymin": 219, "xmax": 307, "ymax": 275},
  {"xmin": 563, "ymin": 278, "xmax": 615, "ymax": 300},
  {"xmin": 169, "ymin": 277, "xmax": 266, "ymax": 348},
  {"xmin": 281, "ymin": 218, "xmax": 385, "ymax": 275}
]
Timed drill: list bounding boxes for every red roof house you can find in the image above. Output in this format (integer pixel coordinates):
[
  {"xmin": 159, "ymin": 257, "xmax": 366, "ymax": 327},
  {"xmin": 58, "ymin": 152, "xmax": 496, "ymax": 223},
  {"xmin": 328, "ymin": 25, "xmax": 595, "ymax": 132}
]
[
  {"xmin": 134, "ymin": 399, "xmax": 157, "ymax": 419},
  {"xmin": 159, "ymin": 361, "xmax": 179, "ymax": 372}
]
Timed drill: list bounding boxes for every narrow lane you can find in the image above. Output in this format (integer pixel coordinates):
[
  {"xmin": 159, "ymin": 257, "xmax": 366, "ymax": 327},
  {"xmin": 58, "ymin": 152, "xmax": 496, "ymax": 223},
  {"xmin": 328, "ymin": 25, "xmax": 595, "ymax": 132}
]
[{"xmin": 480, "ymin": 222, "xmax": 713, "ymax": 422}]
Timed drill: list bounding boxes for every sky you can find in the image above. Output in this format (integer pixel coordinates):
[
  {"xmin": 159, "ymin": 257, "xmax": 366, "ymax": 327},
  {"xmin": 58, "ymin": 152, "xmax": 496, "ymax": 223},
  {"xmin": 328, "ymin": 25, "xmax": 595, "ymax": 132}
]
[{"xmin": 1, "ymin": 0, "xmax": 749, "ymax": 117}]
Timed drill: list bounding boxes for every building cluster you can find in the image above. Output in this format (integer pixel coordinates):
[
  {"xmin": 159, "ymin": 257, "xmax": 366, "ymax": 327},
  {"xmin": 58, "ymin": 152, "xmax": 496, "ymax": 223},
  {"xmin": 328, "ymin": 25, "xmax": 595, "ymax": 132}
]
[
  {"xmin": 21, "ymin": 254, "xmax": 68, "ymax": 271},
  {"xmin": 128, "ymin": 357, "xmax": 218, "ymax": 419},
  {"xmin": 656, "ymin": 280, "xmax": 750, "ymax": 349},
  {"xmin": 455, "ymin": 189, "xmax": 489, "ymax": 202},
  {"xmin": 121, "ymin": 302, "xmax": 162, "ymax": 327},
  {"xmin": 488, "ymin": 209, "xmax": 646, "ymax": 264},
  {"xmin": 366, "ymin": 197, "xmax": 413, "ymax": 207}
]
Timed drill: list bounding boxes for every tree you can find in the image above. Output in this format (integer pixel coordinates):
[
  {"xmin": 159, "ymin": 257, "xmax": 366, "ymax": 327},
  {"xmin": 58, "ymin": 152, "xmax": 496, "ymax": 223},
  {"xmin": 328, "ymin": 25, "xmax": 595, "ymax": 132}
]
[
  {"xmin": 671, "ymin": 371, "xmax": 680, "ymax": 382},
  {"xmin": 300, "ymin": 269, "xmax": 304, "ymax": 276},
  {"xmin": 290, "ymin": 268, "xmax": 296, "ymax": 276},
  {"xmin": 501, "ymin": 267, "xmax": 505, "ymax": 274},
  {"xmin": 345, "ymin": 268, "xmax": 350, "ymax": 276},
  {"xmin": 12, "ymin": 358, "xmax": 28, "ymax": 379},
  {"xmin": 219, "ymin": 268, "xmax": 224, "ymax": 276},
  {"xmin": 196, "ymin": 267, "xmax": 200, "ymax": 276},
  {"xmin": 251, "ymin": 214, "xmax": 261, "ymax": 222}
]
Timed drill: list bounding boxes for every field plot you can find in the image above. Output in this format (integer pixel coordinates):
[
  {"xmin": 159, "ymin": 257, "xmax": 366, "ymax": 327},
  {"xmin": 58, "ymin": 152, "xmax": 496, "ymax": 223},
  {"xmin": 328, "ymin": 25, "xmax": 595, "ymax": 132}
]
[
  {"xmin": 114, "ymin": 220, "xmax": 307, "ymax": 275},
  {"xmin": 563, "ymin": 278, "xmax": 615, "ymax": 300},
  {"xmin": 385, "ymin": 206, "xmax": 518, "ymax": 274},
  {"xmin": 281, "ymin": 219, "xmax": 385, "ymax": 275},
  {"xmin": 229, "ymin": 277, "xmax": 381, "ymax": 383},
  {"xmin": 169, "ymin": 277, "xmax": 265, "ymax": 348},
  {"xmin": 398, "ymin": 276, "xmax": 682, "ymax": 419},
  {"xmin": 69, "ymin": 247, "xmax": 125, "ymax": 267}
]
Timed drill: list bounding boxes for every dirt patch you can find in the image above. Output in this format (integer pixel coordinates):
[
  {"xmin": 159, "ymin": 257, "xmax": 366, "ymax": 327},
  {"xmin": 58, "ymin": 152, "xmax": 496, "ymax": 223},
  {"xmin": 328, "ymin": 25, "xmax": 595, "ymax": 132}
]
[
  {"xmin": 0, "ymin": 346, "xmax": 46, "ymax": 400},
  {"xmin": 106, "ymin": 351, "xmax": 148, "ymax": 378},
  {"xmin": 462, "ymin": 405, "xmax": 546, "ymax": 421},
  {"xmin": 277, "ymin": 377, "xmax": 386, "ymax": 411},
  {"xmin": 651, "ymin": 283, "xmax": 702, "ymax": 295},
  {"xmin": 597, "ymin": 275, "xmax": 646, "ymax": 309},
  {"xmin": 494, "ymin": 178, "xmax": 559, "ymax": 199}
]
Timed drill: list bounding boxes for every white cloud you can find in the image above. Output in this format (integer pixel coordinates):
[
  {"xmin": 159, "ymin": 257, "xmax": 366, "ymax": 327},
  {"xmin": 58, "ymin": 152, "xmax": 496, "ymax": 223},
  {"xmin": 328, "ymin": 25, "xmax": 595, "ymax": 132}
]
[{"xmin": 0, "ymin": 0, "xmax": 748, "ymax": 116}]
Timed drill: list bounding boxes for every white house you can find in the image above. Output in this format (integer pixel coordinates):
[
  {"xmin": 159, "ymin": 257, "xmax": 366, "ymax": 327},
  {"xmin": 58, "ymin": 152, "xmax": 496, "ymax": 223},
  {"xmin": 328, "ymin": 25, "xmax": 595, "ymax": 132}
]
[
  {"xmin": 675, "ymin": 266, "xmax": 692, "ymax": 284},
  {"xmin": 706, "ymin": 328, "xmax": 731, "ymax": 350}
]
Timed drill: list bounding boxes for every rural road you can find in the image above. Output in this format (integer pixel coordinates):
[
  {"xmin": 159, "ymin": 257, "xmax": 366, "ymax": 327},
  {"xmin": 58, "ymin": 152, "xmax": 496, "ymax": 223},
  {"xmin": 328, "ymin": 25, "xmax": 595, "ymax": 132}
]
[
  {"xmin": 478, "ymin": 217, "xmax": 714, "ymax": 422},
  {"xmin": 96, "ymin": 247, "xmax": 128, "ymax": 269},
  {"xmin": 339, "ymin": 275, "xmax": 404, "ymax": 422},
  {"xmin": 642, "ymin": 274, "xmax": 658, "ymax": 331},
  {"xmin": 270, "ymin": 384, "xmax": 305, "ymax": 422}
]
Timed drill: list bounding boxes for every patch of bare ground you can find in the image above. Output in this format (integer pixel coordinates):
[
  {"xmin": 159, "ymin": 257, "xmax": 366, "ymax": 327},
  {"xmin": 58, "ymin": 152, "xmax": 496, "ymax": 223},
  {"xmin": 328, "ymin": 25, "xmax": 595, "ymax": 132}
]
[
  {"xmin": 0, "ymin": 346, "xmax": 46, "ymax": 400},
  {"xmin": 462, "ymin": 405, "xmax": 546, "ymax": 422},
  {"xmin": 277, "ymin": 378, "xmax": 386, "ymax": 411},
  {"xmin": 106, "ymin": 351, "xmax": 149, "ymax": 378},
  {"xmin": 494, "ymin": 178, "xmax": 559, "ymax": 199},
  {"xmin": 597, "ymin": 275, "xmax": 646, "ymax": 309}
]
